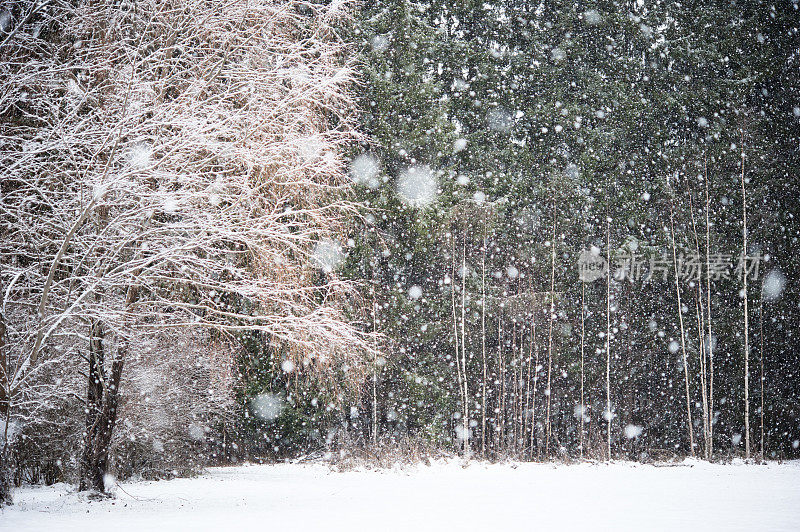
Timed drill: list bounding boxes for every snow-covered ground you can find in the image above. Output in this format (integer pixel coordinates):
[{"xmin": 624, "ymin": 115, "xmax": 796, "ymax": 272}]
[{"xmin": 2, "ymin": 460, "xmax": 799, "ymax": 531}]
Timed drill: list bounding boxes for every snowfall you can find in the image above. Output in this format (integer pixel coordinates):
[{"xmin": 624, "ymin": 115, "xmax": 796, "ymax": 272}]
[{"xmin": 2, "ymin": 460, "xmax": 799, "ymax": 531}]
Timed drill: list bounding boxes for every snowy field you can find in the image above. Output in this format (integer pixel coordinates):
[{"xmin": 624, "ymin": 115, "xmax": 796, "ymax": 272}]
[{"xmin": 2, "ymin": 460, "xmax": 799, "ymax": 531}]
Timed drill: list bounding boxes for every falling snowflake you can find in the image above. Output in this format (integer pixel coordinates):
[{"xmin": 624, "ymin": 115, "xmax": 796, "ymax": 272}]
[
  {"xmin": 313, "ymin": 239, "xmax": 344, "ymax": 273},
  {"xmin": 397, "ymin": 165, "xmax": 438, "ymax": 207},
  {"xmin": 250, "ymin": 393, "xmax": 285, "ymax": 422}
]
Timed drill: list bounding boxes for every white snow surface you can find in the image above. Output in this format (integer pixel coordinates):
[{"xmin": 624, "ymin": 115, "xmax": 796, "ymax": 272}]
[{"xmin": 3, "ymin": 460, "xmax": 799, "ymax": 531}]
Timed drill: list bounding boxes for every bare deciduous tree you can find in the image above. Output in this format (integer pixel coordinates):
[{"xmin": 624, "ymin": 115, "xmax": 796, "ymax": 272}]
[{"xmin": 1, "ymin": 0, "xmax": 377, "ymax": 499}]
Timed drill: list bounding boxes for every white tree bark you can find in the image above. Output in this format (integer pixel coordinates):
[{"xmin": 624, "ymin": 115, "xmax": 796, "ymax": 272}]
[{"xmin": 740, "ymin": 132, "xmax": 751, "ymax": 461}]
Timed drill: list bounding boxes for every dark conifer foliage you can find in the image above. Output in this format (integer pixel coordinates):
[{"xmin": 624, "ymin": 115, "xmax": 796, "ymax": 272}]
[{"xmin": 341, "ymin": 0, "xmax": 800, "ymax": 460}]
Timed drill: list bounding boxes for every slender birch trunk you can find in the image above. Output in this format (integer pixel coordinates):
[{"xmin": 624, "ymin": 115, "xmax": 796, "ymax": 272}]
[
  {"xmin": 545, "ymin": 202, "xmax": 556, "ymax": 456},
  {"xmin": 498, "ymin": 317, "xmax": 505, "ymax": 452},
  {"xmin": 524, "ymin": 281, "xmax": 533, "ymax": 456},
  {"xmin": 579, "ymin": 282, "xmax": 586, "ymax": 460},
  {"xmin": 460, "ymin": 238, "xmax": 470, "ymax": 456},
  {"xmin": 517, "ymin": 280, "xmax": 527, "ymax": 455},
  {"xmin": 668, "ymin": 195, "xmax": 695, "ymax": 456},
  {"xmin": 689, "ymin": 193, "xmax": 711, "ymax": 458},
  {"xmin": 372, "ymin": 278, "xmax": 379, "ymax": 446},
  {"xmin": 740, "ymin": 132, "xmax": 751, "ymax": 460},
  {"xmin": 705, "ymin": 167, "xmax": 715, "ymax": 459},
  {"xmin": 511, "ymin": 321, "xmax": 522, "ymax": 456},
  {"xmin": 695, "ymin": 293, "xmax": 709, "ymax": 455},
  {"xmin": 759, "ymin": 294, "xmax": 765, "ymax": 459},
  {"xmin": 451, "ymin": 234, "xmax": 465, "ymax": 452},
  {"xmin": 530, "ymin": 303, "xmax": 539, "ymax": 458},
  {"xmin": 481, "ymin": 223, "xmax": 488, "ymax": 457},
  {"xmin": 605, "ymin": 204, "xmax": 612, "ymax": 461}
]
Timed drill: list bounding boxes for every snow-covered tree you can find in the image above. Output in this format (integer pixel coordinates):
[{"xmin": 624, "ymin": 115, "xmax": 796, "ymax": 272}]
[{"xmin": 1, "ymin": 0, "xmax": 377, "ymax": 499}]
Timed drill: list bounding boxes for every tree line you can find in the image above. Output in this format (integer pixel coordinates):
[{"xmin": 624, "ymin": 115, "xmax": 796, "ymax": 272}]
[{"xmin": 343, "ymin": 0, "xmax": 800, "ymax": 461}]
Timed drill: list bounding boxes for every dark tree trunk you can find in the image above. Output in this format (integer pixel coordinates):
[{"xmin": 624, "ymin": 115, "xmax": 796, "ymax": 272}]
[
  {"xmin": 0, "ymin": 404, "xmax": 11, "ymax": 506},
  {"xmin": 0, "ymin": 448, "xmax": 10, "ymax": 506},
  {"xmin": 0, "ymin": 312, "xmax": 12, "ymax": 506},
  {"xmin": 79, "ymin": 320, "xmax": 123, "ymax": 493}
]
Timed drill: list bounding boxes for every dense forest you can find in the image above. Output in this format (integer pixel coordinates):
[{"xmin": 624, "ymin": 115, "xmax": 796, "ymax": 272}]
[
  {"xmin": 1, "ymin": 0, "xmax": 798, "ymax": 505},
  {"xmin": 344, "ymin": 0, "xmax": 800, "ymax": 463}
]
